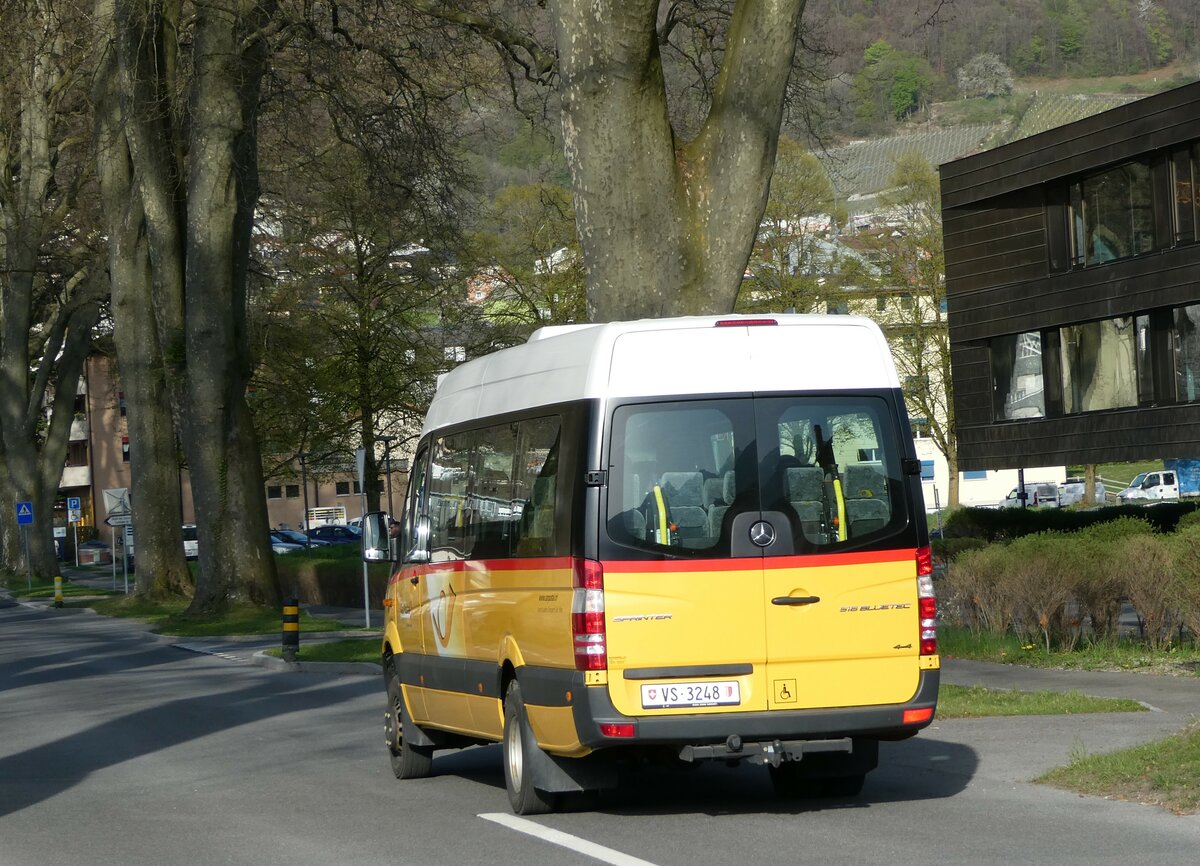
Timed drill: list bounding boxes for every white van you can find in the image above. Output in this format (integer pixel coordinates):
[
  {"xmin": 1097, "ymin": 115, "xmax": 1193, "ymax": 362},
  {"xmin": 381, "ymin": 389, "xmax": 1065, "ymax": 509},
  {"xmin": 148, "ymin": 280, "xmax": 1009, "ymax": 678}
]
[{"xmin": 365, "ymin": 315, "xmax": 938, "ymax": 813}]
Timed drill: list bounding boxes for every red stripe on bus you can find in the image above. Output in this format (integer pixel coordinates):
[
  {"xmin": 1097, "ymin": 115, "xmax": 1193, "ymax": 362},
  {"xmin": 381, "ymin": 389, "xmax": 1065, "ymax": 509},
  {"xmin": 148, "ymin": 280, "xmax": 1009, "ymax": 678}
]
[{"xmin": 389, "ymin": 556, "xmax": 574, "ymax": 584}]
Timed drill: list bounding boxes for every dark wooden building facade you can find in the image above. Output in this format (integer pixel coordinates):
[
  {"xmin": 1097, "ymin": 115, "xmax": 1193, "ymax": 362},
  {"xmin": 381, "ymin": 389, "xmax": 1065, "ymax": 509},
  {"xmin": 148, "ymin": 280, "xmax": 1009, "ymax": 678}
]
[{"xmin": 941, "ymin": 82, "xmax": 1200, "ymax": 470}]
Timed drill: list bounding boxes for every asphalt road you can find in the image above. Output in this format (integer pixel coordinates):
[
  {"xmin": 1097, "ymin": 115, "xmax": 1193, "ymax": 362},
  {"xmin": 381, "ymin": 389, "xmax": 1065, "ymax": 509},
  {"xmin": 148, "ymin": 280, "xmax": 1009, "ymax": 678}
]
[{"xmin": 2, "ymin": 598, "xmax": 1199, "ymax": 866}]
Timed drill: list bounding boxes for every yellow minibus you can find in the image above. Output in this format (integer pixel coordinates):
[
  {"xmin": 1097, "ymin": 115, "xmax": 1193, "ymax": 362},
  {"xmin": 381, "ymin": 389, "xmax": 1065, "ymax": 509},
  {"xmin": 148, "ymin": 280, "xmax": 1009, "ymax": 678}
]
[{"xmin": 362, "ymin": 314, "xmax": 938, "ymax": 814}]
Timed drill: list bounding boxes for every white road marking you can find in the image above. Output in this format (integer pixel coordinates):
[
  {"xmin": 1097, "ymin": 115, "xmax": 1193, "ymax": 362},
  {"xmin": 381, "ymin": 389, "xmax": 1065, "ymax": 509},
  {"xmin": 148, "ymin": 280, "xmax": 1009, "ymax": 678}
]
[
  {"xmin": 172, "ymin": 643, "xmax": 246, "ymax": 662},
  {"xmin": 479, "ymin": 813, "xmax": 658, "ymax": 866}
]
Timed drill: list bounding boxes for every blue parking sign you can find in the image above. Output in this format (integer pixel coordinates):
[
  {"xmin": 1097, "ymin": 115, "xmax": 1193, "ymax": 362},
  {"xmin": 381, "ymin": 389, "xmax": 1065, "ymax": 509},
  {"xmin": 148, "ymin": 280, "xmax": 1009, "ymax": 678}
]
[
  {"xmin": 67, "ymin": 496, "xmax": 81, "ymax": 511},
  {"xmin": 16, "ymin": 501, "xmax": 33, "ymax": 525}
]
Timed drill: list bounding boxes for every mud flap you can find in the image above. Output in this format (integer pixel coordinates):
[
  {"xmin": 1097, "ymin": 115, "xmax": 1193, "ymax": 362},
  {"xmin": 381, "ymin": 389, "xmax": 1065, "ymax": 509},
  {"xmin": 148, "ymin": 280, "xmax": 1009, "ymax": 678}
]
[{"xmin": 527, "ymin": 748, "xmax": 619, "ymax": 794}]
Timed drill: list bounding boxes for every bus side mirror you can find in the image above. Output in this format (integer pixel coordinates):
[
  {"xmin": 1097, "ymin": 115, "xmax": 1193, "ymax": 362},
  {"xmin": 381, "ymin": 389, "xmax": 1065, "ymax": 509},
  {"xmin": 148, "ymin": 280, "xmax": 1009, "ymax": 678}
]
[
  {"xmin": 361, "ymin": 512, "xmax": 390, "ymax": 562},
  {"xmin": 406, "ymin": 515, "xmax": 432, "ymax": 565}
]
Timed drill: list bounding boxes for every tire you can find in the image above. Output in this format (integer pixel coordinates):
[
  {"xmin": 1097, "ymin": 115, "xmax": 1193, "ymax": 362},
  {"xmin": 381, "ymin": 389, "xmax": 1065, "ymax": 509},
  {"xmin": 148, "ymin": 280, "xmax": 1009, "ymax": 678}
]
[
  {"xmin": 385, "ymin": 663, "xmax": 433, "ymax": 780},
  {"xmin": 503, "ymin": 680, "xmax": 559, "ymax": 815}
]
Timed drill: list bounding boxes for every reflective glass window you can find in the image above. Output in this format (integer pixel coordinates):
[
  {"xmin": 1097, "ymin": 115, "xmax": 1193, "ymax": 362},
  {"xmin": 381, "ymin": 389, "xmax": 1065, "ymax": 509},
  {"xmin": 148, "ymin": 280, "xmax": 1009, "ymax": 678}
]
[
  {"xmin": 991, "ymin": 332, "xmax": 1046, "ymax": 420},
  {"xmin": 1070, "ymin": 160, "xmax": 1155, "ymax": 267},
  {"xmin": 1060, "ymin": 318, "xmax": 1137, "ymax": 413},
  {"xmin": 1174, "ymin": 304, "xmax": 1200, "ymax": 403}
]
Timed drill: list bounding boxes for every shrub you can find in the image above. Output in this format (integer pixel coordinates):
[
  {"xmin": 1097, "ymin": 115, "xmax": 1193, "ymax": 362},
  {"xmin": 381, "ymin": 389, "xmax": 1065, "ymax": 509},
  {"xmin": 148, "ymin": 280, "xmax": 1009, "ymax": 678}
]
[
  {"xmin": 943, "ymin": 502, "xmax": 1200, "ymax": 543},
  {"xmin": 1170, "ymin": 525, "xmax": 1200, "ymax": 643},
  {"xmin": 1070, "ymin": 518, "xmax": 1150, "ymax": 642},
  {"xmin": 1005, "ymin": 533, "xmax": 1077, "ymax": 651},
  {"xmin": 274, "ymin": 545, "xmax": 387, "ymax": 607},
  {"xmin": 1116, "ymin": 534, "xmax": 1183, "ymax": 651},
  {"xmin": 943, "ymin": 544, "xmax": 1018, "ymax": 637}
]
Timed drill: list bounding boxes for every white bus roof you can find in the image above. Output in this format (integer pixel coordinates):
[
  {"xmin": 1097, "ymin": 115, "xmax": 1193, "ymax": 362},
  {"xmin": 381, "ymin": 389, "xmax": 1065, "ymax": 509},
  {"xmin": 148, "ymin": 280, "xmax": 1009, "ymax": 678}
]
[{"xmin": 422, "ymin": 314, "xmax": 900, "ymax": 436}]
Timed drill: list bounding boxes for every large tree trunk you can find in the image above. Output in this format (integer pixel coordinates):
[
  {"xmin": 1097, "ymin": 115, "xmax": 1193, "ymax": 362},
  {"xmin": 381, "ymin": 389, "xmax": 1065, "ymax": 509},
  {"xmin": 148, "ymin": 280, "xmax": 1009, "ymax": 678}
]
[
  {"xmin": 554, "ymin": 0, "xmax": 806, "ymax": 321},
  {"xmin": 112, "ymin": 0, "xmax": 280, "ymax": 612},
  {"xmin": 0, "ymin": 3, "xmax": 100, "ymax": 579},
  {"xmin": 179, "ymin": 1, "xmax": 279, "ymax": 610},
  {"xmin": 94, "ymin": 11, "xmax": 192, "ymax": 598}
]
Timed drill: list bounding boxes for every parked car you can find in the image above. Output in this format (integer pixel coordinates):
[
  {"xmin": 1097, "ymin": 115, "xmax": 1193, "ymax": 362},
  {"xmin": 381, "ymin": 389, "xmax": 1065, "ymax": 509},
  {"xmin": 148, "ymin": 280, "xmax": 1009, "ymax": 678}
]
[
  {"xmin": 999, "ymin": 482, "xmax": 1060, "ymax": 508},
  {"xmin": 268, "ymin": 533, "xmax": 304, "ymax": 555},
  {"xmin": 272, "ymin": 528, "xmax": 330, "ymax": 547},
  {"xmin": 306, "ymin": 524, "xmax": 362, "ymax": 545}
]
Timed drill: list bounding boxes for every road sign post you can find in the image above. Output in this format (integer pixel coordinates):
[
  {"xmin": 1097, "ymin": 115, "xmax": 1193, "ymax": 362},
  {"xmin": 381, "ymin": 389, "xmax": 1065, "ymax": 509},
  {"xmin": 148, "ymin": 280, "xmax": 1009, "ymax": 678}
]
[{"xmin": 15, "ymin": 502, "xmax": 33, "ymax": 589}]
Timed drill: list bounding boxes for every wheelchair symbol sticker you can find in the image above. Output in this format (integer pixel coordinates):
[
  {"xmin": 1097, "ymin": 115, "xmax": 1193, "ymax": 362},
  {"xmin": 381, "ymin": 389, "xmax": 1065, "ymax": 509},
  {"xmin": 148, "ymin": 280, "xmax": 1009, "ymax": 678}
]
[{"xmin": 774, "ymin": 679, "xmax": 798, "ymax": 704}]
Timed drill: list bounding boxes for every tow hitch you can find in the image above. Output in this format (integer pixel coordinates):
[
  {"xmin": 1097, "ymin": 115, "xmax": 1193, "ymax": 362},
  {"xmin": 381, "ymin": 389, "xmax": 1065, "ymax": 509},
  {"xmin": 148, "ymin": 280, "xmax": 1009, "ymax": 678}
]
[{"xmin": 679, "ymin": 735, "xmax": 854, "ymax": 768}]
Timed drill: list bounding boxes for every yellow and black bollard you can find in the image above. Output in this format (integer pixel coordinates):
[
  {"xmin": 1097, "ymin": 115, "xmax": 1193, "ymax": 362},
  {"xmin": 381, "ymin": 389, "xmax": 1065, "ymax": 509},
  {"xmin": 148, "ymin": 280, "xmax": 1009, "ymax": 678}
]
[
  {"xmin": 281, "ymin": 597, "xmax": 300, "ymax": 663},
  {"xmin": 54, "ymin": 575, "xmax": 64, "ymax": 608}
]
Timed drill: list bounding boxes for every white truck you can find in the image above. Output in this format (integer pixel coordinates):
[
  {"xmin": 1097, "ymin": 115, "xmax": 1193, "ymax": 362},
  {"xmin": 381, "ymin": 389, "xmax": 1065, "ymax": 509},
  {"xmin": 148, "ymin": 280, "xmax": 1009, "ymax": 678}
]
[{"xmin": 1116, "ymin": 459, "xmax": 1200, "ymax": 501}]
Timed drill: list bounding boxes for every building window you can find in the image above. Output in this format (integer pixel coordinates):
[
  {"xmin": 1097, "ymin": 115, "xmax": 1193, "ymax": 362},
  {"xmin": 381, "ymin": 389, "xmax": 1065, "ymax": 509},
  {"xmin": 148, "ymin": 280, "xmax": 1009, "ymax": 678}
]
[
  {"xmin": 920, "ymin": 460, "xmax": 935, "ymax": 481},
  {"xmin": 1070, "ymin": 159, "xmax": 1156, "ymax": 267},
  {"xmin": 963, "ymin": 470, "xmax": 987, "ymax": 480},
  {"xmin": 992, "ymin": 332, "xmax": 1046, "ymax": 420},
  {"xmin": 1059, "ymin": 317, "xmax": 1137, "ymax": 414},
  {"xmin": 336, "ymin": 481, "xmax": 351, "ymax": 496},
  {"xmin": 876, "ymin": 296, "xmax": 887, "ymax": 312},
  {"xmin": 121, "ymin": 436, "xmax": 130, "ymax": 463},
  {"xmin": 267, "ymin": 485, "xmax": 282, "ymax": 500},
  {"xmin": 118, "ymin": 392, "xmax": 126, "ymax": 417},
  {"xmin": 1171, "ymin": 144, "xmax": 1197, "ymax": 246},
  {"xmin": 1174, "ymin": 303, "xmax": 1200, "ymax": 402},
  {"xmin": 285, "ymin": 484, "xmax": 300, "ymax": 498},
  {"xmin": 910, "ymin": 417, "xmax": 930, "ymax": 439}
]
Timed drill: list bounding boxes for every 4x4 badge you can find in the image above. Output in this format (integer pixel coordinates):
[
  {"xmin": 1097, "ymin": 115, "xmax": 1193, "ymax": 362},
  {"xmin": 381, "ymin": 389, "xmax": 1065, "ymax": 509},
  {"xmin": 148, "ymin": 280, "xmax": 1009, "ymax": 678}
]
[{"xmin": 749, "ymin": 521, "xmax": 776, "ymax": 547}]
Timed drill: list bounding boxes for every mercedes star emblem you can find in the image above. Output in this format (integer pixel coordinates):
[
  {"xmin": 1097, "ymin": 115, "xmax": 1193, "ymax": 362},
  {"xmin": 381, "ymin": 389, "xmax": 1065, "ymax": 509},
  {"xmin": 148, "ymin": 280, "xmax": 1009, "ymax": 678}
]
[{"xmin": 749, "ymin": 520, "xmax": 776, "ymax": 547}]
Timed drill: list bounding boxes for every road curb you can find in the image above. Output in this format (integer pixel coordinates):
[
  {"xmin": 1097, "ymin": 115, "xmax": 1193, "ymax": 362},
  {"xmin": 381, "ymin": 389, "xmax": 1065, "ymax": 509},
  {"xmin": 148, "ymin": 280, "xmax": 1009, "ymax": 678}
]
[{"xmin": 249, "ymin": 649, "xmax": 381, "ymax": 676}]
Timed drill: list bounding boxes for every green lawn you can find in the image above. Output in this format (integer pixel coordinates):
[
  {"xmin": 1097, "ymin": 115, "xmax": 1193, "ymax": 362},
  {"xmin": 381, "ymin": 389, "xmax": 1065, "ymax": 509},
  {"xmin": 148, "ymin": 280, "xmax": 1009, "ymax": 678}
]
[
  {"xmin": 937, "ymin": 684, "xmax": 1145, "ymax": 719},
  {"xmin": 264, "ymin": 638, "xmax": 381, "ymax": 664},
  {"xmin": 1039, "ymin": 722, "xmax": 1200, "ymax": 815},
  {"xmin": 939, "ymin": 626, "xmax": 1200, "ymax": 675},
  {"xmin": 69, "ymin": 595, "xmax": 356, "ymax": 637},
  {"xmin": 3, "ymin": 574, "xmax": 118, "ymax": 599}
]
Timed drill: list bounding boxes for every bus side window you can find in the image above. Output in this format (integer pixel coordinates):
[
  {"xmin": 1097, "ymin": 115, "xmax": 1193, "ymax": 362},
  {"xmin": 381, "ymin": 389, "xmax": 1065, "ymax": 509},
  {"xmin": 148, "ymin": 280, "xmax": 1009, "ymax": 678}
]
[
  {"xmin": 511, "ymin": 417, "xmax": 562, "ymax": 557},
  {"xmin": 467, "ymin": 422, "xmax": 518, "ymax": 560},
  {"xmin": 430, "ymin": 432, "xmax": 474, "ymax": 561}
]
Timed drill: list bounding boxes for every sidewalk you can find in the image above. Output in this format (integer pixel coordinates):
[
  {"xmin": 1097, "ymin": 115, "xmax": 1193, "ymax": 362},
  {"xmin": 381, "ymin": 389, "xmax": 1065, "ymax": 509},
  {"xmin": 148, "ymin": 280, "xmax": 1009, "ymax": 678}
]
[{"xmin": 941, "ymin": 657, "xmax": 1200, "ymax": 716}]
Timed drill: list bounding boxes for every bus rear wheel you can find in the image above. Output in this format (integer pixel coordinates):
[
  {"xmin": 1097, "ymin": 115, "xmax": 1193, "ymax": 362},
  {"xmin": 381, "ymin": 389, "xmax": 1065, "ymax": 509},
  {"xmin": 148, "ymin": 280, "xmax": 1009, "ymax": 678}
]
[{"xmin": 503, "ymin": 680, "xmax": 559, "ymax": 815}]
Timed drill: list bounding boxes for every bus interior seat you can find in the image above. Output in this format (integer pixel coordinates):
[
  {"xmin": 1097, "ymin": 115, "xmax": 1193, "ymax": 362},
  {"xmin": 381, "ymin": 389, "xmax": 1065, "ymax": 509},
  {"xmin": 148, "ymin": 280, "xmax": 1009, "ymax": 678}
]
[
  {"xmin": 658, "ymin": 471, "xmax": 708, "ymax": 544},
  {"xmin": 707, "ymin": 471, "xmax": 736, "ymax": 537},
  {"xmin": 844, "ymin": 464, "xmax": 889, "ymax": 537},
  {"xmin": 786, "ymin": 466, "xmax": 825, "ymax": 542}
]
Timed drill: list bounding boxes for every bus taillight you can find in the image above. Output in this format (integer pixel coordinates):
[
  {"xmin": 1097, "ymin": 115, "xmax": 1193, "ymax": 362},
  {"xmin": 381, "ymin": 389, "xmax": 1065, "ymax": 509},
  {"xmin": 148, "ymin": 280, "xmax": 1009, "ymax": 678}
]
[
  {"xmin": 916, "ymin": 546, "xmax": 937, "ymax": 656},
  {"xmin": 572, "ymin": 559, "xmax": 607, "ymax": 671}
]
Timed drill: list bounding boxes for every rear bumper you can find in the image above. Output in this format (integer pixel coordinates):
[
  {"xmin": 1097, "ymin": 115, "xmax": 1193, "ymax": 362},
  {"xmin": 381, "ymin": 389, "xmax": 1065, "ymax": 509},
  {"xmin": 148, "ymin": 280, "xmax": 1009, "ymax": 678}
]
[{"xmin": 570, "ymin": 669, "xmax": 939, "ymax": 750}]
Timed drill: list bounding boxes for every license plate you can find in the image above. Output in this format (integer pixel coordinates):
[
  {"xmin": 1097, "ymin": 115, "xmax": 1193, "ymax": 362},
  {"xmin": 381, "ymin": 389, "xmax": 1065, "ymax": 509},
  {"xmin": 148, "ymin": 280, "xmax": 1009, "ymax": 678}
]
[{"xmin": 640, "ymin": 680, "xmax": 740, "ymax": 709}]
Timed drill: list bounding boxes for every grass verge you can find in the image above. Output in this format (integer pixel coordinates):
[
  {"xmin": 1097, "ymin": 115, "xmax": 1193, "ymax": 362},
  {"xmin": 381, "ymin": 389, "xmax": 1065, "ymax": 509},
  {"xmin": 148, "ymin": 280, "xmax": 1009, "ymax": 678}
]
[
  {"xmin": 1038, "ymin": 722, "xmax": 1200, "ymax": 815},
  {"xmin": 68, "ymin": 595, "xmax": 353, "ymax": 637},
  {"xmin": 937, "ymin": 684, "xmax": 1146, "ymax": 719},
  {"xmin": 264, "ymin": 638, "xmax": 381, "ymax": 665},
  {"xmin": 939, "ymin": 626, "xmax": 1200, "ymax": 676},
  {"xmin": 4, "ymin": 575, "xmax": 118, "ymax": 599}
]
